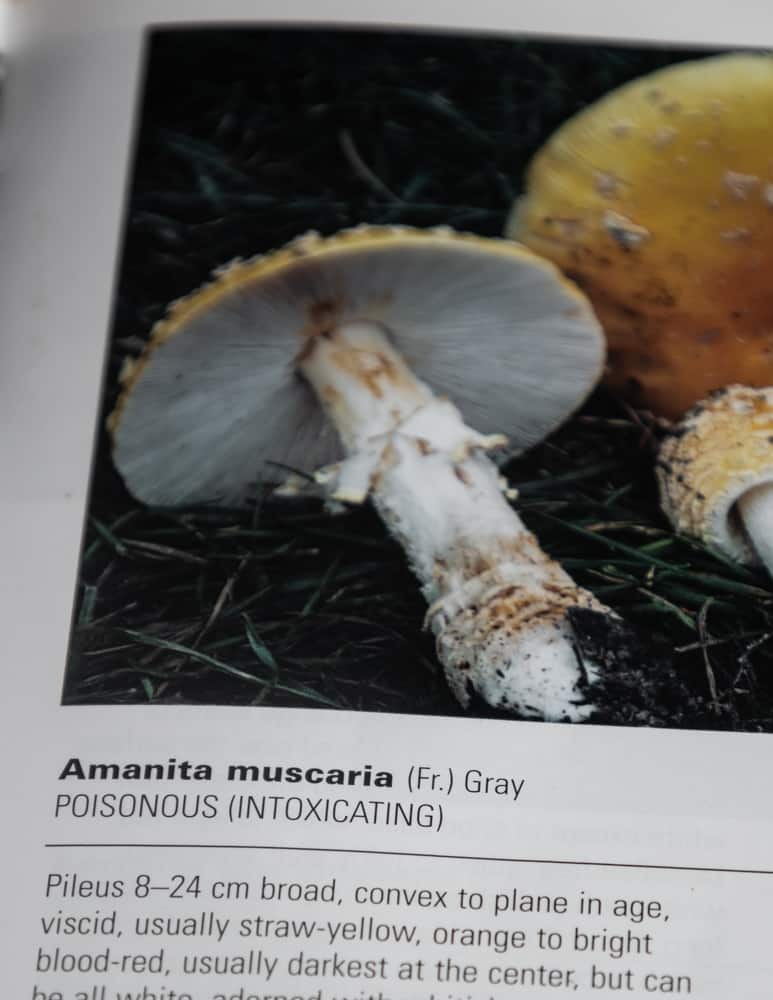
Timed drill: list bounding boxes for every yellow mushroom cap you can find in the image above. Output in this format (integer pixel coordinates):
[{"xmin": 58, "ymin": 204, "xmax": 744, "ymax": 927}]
[
  {"xmin": 509, "ymin": 53, "xmax": 773, "ymax": 419},
  {"xmin": 657, "ymin": 385, "xmax": 773, "ymax": 562}
]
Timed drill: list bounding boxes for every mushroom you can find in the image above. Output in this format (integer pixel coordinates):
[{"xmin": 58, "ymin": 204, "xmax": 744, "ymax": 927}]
[
  {"xmin": 109, "ymin": 224, "xmax": 614, "ymax": 721},
  {"xmin": 507, "ymin": 53, "xmax": 773, "ymax": 575},
  {"xmin": 659, "ymin": 386, "xmax": 773, "ymax": 573}
]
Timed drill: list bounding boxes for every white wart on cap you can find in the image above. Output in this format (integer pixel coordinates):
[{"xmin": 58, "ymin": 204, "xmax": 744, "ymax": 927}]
[{"xmin": 110, "ymin": 225, "xmax": 604, "ymax": 507}]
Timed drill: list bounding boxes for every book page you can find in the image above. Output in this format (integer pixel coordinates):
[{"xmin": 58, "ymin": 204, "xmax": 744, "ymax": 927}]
[{"xmin": 3, "ymin": 2, "xmax": 773, "ymax": 998}]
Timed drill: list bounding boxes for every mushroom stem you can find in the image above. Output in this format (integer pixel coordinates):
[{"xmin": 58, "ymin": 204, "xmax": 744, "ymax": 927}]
[
  {"xmin": 737, "ymin": 484, "xmax": 773, "ymax": 577},
  {"xmin": 299, "ymin": 320, "xmax": 612, "ymax": 721}
]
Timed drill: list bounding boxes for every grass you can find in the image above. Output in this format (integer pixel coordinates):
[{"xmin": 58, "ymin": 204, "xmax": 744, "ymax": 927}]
[{"xmin": 63, "ymin": 28, "xmax": 773, "ymax": 728}]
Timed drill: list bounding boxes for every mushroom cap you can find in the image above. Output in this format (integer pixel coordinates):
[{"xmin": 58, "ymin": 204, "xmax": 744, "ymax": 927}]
[
  {"xmin": 110, "ymin": 225, "xmax": 604, "ymax": 506},
  {"xmin": 657, "ymin": 385, "xmax": 773, "ymax": 563},
  {"xmin": 508, "ymin": 53, "xmax": 773, "ymax": 419}
]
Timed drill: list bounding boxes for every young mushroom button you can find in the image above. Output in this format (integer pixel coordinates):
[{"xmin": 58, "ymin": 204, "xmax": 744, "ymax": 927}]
[
  {"xmin": 659, "ymin": 387, "xmax": 773, "ymax": 575},
  {"xmin": 110, "ymin": 225, "xmax": 611, "ymax": 721},
  {"xmin": 508, "ymin": 53, "xmax": 773, "ymax": 576}
]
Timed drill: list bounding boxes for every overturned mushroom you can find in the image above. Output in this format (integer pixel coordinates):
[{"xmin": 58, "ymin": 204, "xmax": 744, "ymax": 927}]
[
  {"xmin": 110, "ymin": 224, "xmax": 612, "ymax": 720},
  {"xmin": 509, "ymin": 53, "xmax": 773, "ymax": 575}
]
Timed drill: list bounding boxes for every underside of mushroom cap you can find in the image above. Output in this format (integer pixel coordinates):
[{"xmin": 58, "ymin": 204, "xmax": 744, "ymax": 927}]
[
  {"xmin": 509, "ymin": 53, "xmax": 773, "ymax": 419},
  {"xmin": 110, "ymin": 225, "xmax": 604, "ymax": 507},
  {"xmin": 657, "ymin": 385, "xmax": 773, "ymax": 563}
]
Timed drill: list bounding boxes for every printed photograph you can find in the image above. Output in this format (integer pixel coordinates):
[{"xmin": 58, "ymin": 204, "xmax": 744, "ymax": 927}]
[{"xmin": 63, "ymin": 26, "xmax": 773, "ymax": 730}]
